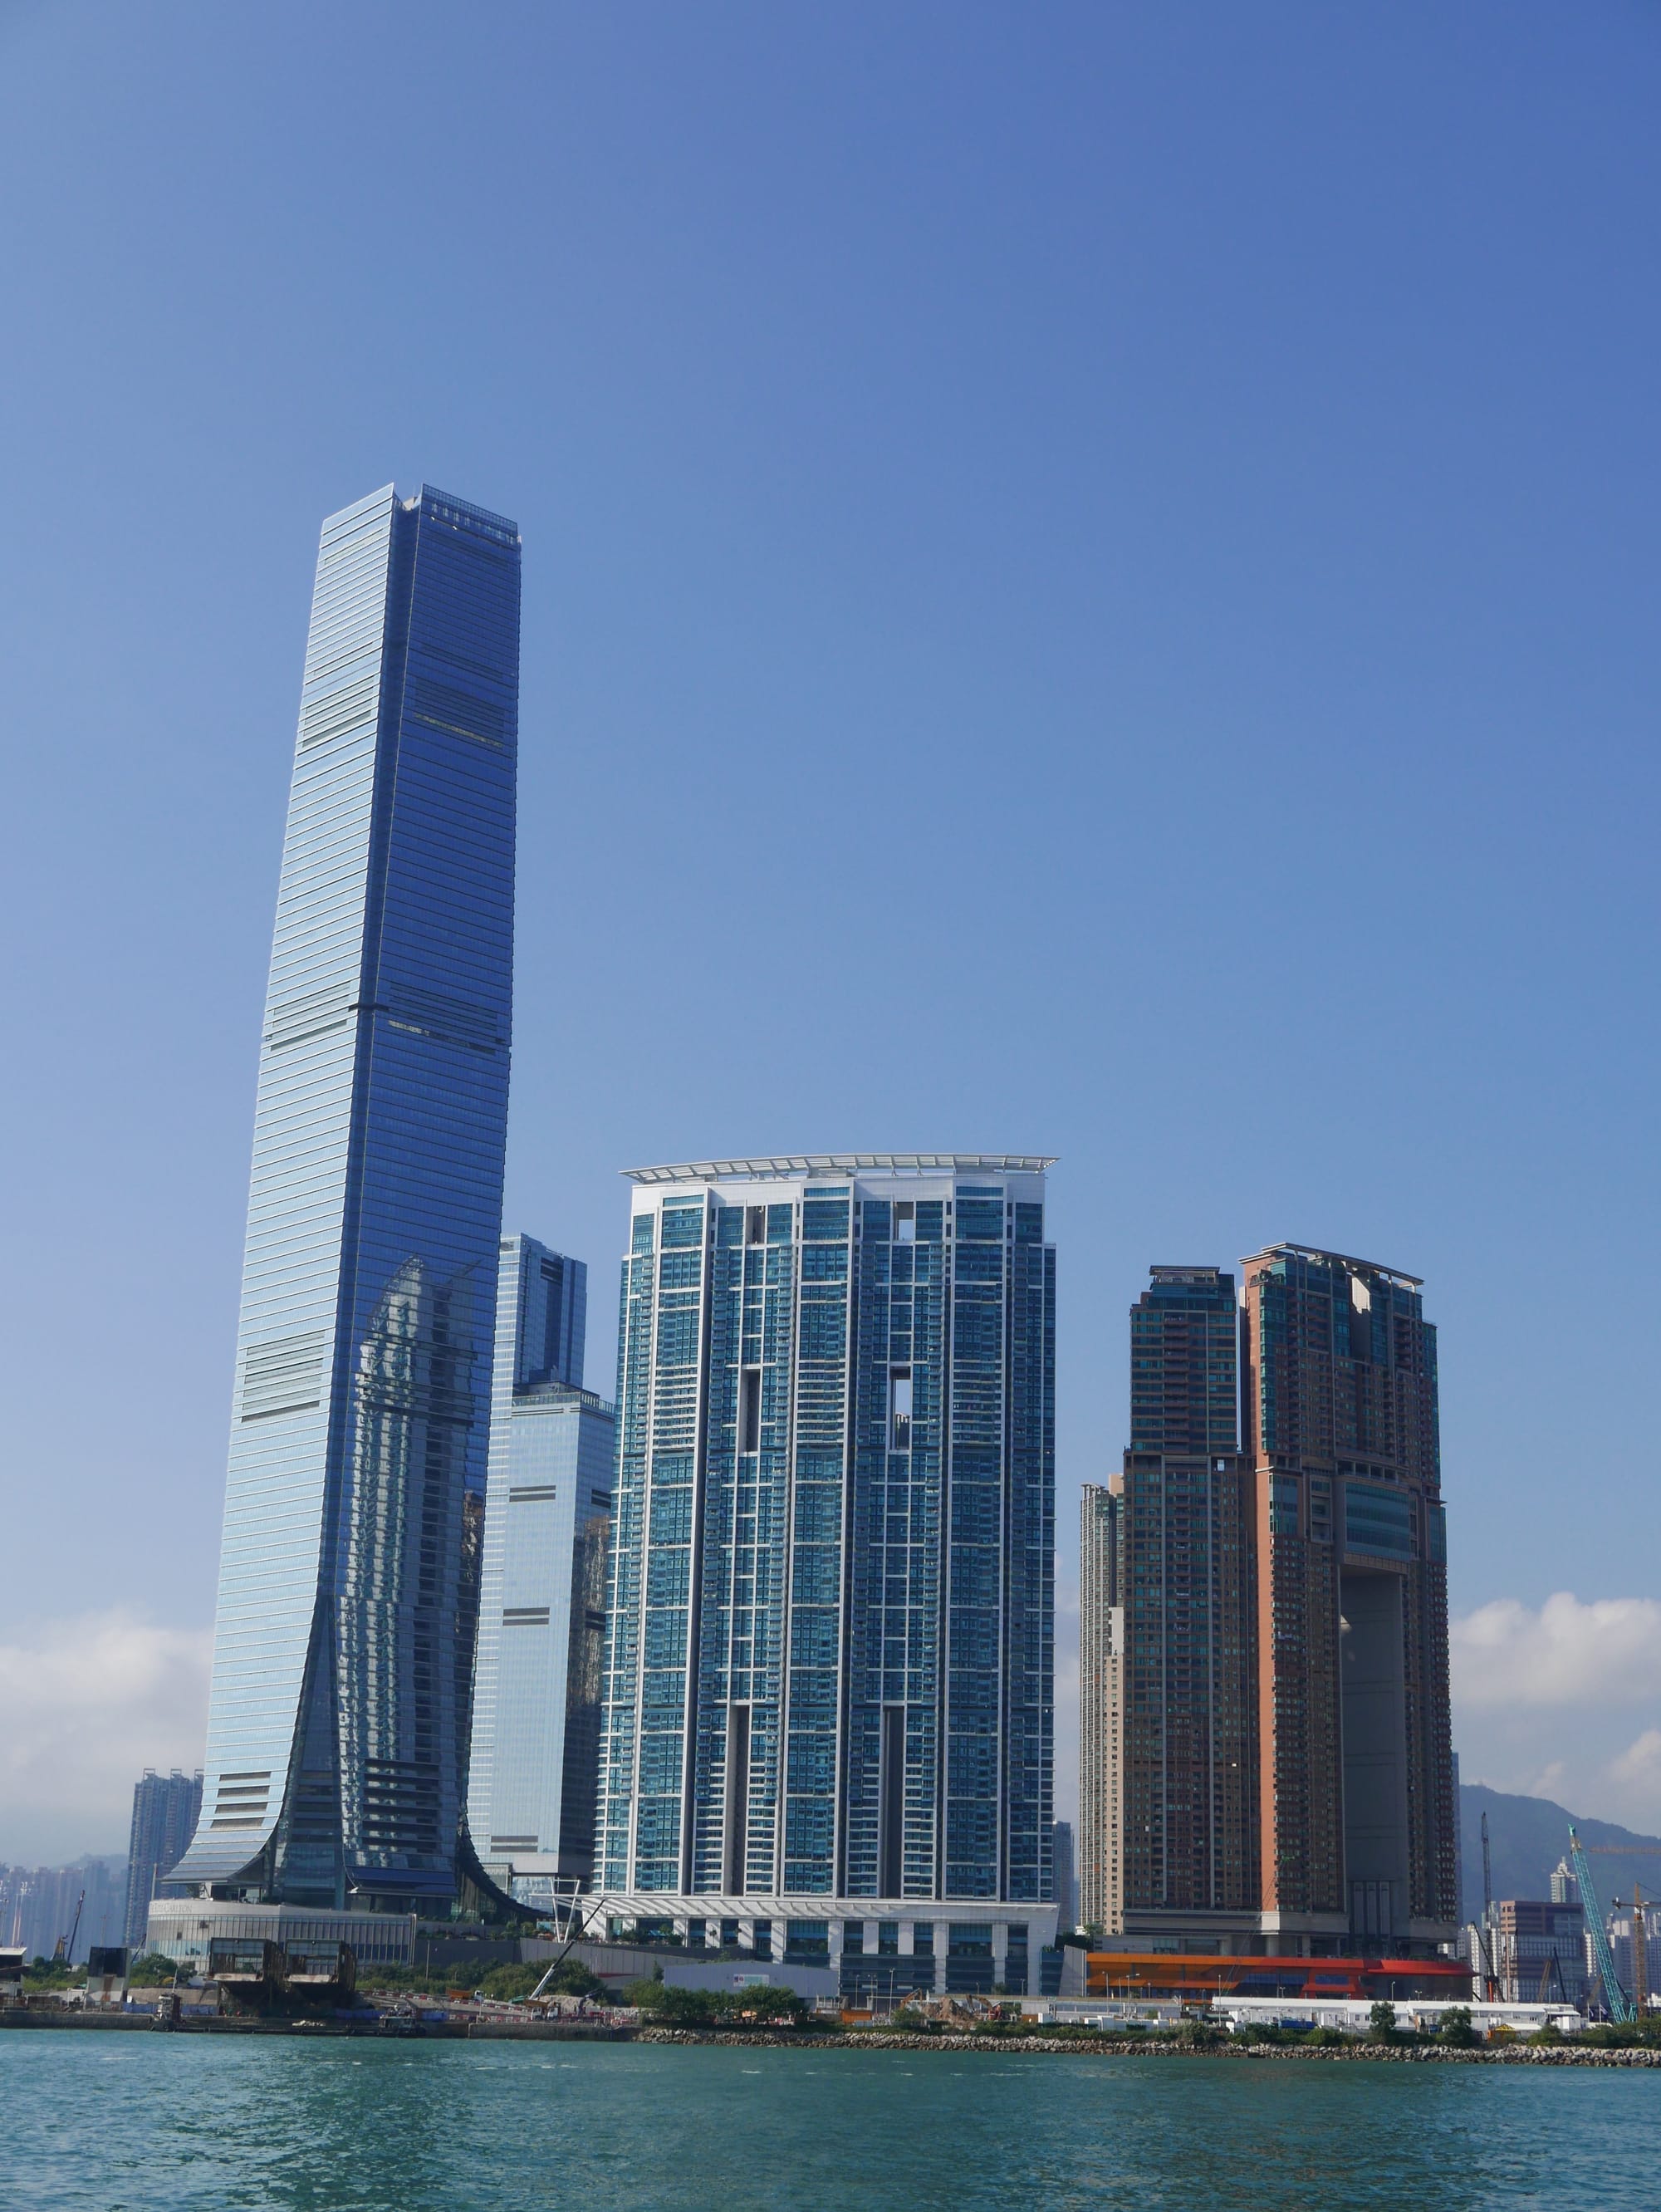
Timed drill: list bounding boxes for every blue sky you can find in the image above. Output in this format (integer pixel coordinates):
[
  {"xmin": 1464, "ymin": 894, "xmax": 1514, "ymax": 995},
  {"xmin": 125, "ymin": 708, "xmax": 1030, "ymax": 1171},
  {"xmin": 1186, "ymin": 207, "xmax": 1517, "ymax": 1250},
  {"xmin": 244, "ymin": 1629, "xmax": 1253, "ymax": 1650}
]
[{"xmin": 2, "ymin": 1, "xmax": 1659, "ymax": 1858}]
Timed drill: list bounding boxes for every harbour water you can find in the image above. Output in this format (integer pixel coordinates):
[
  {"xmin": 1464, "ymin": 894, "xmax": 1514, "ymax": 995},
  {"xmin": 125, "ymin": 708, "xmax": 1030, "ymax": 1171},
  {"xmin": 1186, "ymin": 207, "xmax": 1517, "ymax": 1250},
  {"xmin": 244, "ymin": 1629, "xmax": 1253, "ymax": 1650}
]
[{"xmin": 4, "ymin": 2038, "xmax": 1657, "ymax": 2210}]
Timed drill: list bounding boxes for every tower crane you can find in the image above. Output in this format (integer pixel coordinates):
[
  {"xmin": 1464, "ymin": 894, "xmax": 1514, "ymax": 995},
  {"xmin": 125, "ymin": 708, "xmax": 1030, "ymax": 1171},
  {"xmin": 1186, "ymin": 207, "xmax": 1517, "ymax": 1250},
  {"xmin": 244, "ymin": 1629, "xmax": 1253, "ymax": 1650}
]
[
  {"xmin": 51, "ymin": 1891, "xmax": 84, "ymax": 1966},
  {"xmin": 1607, "ymin": 1885, "xmax": 1651, "ymax": 2020},
  {"xmin": 1580, "ymin": 1845, "xmax": 1661, "ymax": 2021},
  {"xmin": 1568, "ymin": 1827, "xmax": 1634, "ymax": 2024},
  {"xmin": 1472, "ymin": 1811, "xmax": 1498, "ymax": 2001}
]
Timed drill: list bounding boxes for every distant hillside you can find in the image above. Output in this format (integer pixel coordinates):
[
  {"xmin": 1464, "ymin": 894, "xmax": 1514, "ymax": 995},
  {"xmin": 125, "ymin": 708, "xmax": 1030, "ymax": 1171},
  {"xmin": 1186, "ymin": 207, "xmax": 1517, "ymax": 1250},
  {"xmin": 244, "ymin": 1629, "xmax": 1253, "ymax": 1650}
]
[{"xmin": 1460, "ymin": 1783, "xmax": 1661, "ymax": 1913}]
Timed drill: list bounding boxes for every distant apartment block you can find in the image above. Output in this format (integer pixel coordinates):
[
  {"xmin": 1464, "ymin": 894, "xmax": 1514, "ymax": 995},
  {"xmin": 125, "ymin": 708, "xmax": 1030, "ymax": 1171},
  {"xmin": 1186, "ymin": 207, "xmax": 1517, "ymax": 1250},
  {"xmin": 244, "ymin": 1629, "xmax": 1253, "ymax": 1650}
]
[
  {"xmin": 1, "ymin": 1860, "xmax": 125, "ymax": 1965},
  {"xmin": 467, "ymin": 1234, "xmax": 615, "ymax": 1897},
  {"xmin": 123, "ymin": 1769, "xmax": 203, "ymax": 1949}
]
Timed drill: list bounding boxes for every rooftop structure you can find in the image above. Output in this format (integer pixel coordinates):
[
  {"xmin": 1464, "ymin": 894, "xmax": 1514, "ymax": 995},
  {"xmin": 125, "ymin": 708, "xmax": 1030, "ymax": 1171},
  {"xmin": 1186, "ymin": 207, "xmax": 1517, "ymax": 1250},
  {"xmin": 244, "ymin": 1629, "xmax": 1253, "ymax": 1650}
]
[{"xmin": 624, "ymin": 1154, "xmax": 1056, "ymax": 1184}]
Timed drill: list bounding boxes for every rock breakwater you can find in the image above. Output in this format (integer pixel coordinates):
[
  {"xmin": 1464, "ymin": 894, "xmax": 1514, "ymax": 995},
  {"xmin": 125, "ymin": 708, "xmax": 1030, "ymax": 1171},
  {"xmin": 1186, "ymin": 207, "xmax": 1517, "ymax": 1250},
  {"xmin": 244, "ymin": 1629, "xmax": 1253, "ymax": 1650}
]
[{"xmin": 635, "ymin": 2027, "xmax": 1661, "ymax": 2065}]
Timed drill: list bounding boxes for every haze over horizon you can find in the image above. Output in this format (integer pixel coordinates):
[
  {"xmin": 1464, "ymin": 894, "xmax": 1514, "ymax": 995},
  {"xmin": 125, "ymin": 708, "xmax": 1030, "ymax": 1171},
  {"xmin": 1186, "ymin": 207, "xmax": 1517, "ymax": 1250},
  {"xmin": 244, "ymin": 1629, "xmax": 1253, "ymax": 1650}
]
[{"xmin": 3, "ymin": 2, "xmax": 1659, "ymax": 1863}]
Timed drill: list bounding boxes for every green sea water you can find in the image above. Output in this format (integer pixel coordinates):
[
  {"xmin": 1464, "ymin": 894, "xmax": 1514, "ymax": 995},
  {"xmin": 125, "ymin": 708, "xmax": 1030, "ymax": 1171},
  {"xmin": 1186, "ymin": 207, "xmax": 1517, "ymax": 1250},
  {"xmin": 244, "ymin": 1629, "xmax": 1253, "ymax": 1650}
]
[{"xmin": 3, "ymin": 2038, "xmax": 1656, "ymax": 2211}]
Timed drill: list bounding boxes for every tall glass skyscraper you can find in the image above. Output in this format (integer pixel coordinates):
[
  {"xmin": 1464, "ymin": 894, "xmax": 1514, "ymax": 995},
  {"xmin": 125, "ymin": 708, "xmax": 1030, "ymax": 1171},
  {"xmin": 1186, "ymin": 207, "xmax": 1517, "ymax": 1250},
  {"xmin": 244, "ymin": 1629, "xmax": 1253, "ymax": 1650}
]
[
  {"xmin": 174, "ymin": 483, "xmax": 519, "ymax": 1911},
  {"xmin": 596, "ymin": 1155, "xmax": 1057, "ymax": 1994}
]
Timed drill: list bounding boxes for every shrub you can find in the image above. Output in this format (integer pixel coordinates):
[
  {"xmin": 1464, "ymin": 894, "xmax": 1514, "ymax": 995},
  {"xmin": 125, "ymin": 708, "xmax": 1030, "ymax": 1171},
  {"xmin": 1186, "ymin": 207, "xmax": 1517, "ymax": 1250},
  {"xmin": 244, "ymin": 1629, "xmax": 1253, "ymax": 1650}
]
[
  {"xmin": 625, "ymin": 1979, "xmax": 808, "ymax": 2028},
  {"xmin": 1438, "ymin": 2007, "xmax": 1478, "ymax": 2048},
  {"xmin": 473, "ymin": 1958, "xmax": 605, "ymax": 2003},
  {"xmin": 621, "ymin": 1973, "xmax": 673, "ymax": 2012},
  {"xmin": 636, "ymin": 1983, "xmax": 725, "ymax": 2026},
  {"xmin": 125, "ymin": 1953, "xmax": 180, "ymax": 1986},
  {"xmin": 1581, "ymin": 2021, "xmax": 1643, "ymax": 2048},
  {"xmin": 23, "ymin": 1959, "xmax": 79, "ymax": 1990},
  {"xmin": 474, "ymin": 1962, "xmax": 546, "ymax": 2002},
  {"xmin": 729, "ymin": 1984, "xmax": 809, "ymax": 2026},
  {"xmin": 1367, "ymin": 2001, "xmax": 1398, "ymax": 2043},
  {"xmin": 540, "ymin": 1958, "xmax": 605, "ymax": 1999}
]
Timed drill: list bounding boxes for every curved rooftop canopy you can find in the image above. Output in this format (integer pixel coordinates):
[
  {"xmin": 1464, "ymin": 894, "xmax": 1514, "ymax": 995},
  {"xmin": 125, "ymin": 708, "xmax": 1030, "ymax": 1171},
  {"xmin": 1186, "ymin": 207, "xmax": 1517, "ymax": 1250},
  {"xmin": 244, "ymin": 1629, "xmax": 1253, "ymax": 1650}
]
[{"xmin": 624, "ymin": 1152, "xmax": 1057, "ymax": 1184}]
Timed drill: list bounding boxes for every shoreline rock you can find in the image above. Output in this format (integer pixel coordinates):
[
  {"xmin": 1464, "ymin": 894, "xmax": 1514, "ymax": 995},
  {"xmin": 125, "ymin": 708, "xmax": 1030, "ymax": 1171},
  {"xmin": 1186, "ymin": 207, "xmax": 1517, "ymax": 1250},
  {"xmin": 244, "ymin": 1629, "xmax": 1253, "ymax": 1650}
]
[{"xmin": 635, "ymin": 2027, "xmax": 1661, "ymax": 2066}]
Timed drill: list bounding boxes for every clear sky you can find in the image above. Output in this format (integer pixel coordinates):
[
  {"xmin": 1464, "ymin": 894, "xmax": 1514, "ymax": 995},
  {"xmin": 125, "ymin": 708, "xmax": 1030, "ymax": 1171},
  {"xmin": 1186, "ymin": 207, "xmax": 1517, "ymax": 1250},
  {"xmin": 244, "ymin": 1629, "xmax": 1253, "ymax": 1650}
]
[{"xmin": 2, "ymin": 1, "xmax": 1659, "ymax": 1861}]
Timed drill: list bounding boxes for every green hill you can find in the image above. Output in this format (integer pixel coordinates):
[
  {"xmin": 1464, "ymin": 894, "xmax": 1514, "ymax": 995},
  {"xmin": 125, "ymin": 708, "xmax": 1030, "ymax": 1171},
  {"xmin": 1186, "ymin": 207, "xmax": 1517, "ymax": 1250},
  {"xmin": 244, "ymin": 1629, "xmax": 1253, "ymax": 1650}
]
[{"xmin": 1460, "ymin": 1782, "xmax": 1661, "ymax": 1913}]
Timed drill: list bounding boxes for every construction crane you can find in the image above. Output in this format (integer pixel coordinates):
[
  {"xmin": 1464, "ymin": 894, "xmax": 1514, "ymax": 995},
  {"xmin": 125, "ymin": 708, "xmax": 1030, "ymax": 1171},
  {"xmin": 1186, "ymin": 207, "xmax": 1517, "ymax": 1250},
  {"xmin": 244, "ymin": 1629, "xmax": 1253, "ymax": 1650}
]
[
  {"xmin": 1579, "ymin": 1846, "xmax": 1661, "ymax": 2022},
  {"xmin": 526, "ymin": 1887, "xmax": 606, "ymax": 2004},
  {"xmin": 1607, "ymin": 1882, "xmax": 1653, "ymax": 2022},
  {"xmin": 1568, "ymin": 1827, "xmax": 1634, "ymax": 2024},
  {"xmin": 1472, "ymin": 1811, "xmax": 1499, "ymax": 2001},
  {"xmin": 51, "ymin": 1891, "xmax": 84, "ymax": 1965}
]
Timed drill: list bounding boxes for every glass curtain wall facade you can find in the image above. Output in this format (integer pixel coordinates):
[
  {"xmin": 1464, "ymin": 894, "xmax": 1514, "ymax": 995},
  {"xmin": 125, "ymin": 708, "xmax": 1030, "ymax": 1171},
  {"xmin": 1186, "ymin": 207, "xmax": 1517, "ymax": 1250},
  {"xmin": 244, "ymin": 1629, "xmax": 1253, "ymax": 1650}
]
[
  {"xmin": 1051, "ymin": 1818, "xmax": 1076, "ymax": 1935},
  {"xmin": 174, "ymin": 483, "xmax": 519, "ymax": 1911},
  {"xmin": 468, "ymin": 1234, "xmax": 615, "ymax": 1896},
  {"xmin": 595, "ymin": 1155, "xmax": 1056, "ymax": 1976}
]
